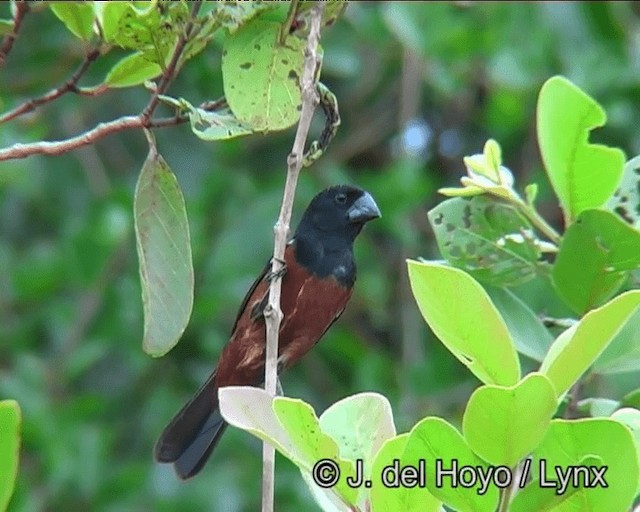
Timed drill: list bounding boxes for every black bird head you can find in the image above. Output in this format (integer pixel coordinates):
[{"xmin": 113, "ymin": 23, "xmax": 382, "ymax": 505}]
[
  {"xmin": 295, "ymin": 185, "xmax": 381, "ymax": 242},
  {"xmin": 294, "ymin": 185, "xmax": 380, "ymax": 286}
]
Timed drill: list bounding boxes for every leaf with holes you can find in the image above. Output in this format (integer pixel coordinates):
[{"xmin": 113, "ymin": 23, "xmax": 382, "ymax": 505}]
[
  {"xmin": 537, "ymin": 76, "xmax": 625, "ymax": 224},
  {"xmin": 216, "ymin": 1, "xmax": 281, "ymax": 34},
  {"xmin": 134, "ymin": 137, "xmax": 194, "ymax": 356},
  {"xmin": 222, "ymin": 20, "xmax": 306, "ymax": 131},
  {"xmin": 428, "ymin": 196, "xmax": 543, "ymax": 286},
  {"xmin": 100, "ymin": 1, "xmax": 188, "ymax": 66},
  {"xmin": 607, "ymin": 155, "xmax": 640, "ymax": 229},
  {"xmin": 297, "ymin": 0, "xmax": 348, "ymax": 28}
]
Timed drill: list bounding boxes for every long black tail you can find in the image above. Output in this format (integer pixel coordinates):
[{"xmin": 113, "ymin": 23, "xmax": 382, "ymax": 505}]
[{"xmin": 154, "ymin": 372, "xmax": 228, "ymax": 479}]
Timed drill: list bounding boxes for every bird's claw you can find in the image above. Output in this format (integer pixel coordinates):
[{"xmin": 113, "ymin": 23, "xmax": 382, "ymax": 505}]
[{"xmin": 267, "ymin": 258, "xmax": 287, "ymax": 282}]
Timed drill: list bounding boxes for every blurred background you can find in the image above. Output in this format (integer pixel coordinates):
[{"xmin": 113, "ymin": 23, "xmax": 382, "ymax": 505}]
[{"xmin": 2, "ymin": 2, "xmax": 640, "ymax": 511}]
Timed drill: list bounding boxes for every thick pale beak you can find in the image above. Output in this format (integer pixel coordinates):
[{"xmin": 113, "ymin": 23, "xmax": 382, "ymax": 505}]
[{"xmin": 347, "ymin": 191, "xmax": 381, "ymax": 223}]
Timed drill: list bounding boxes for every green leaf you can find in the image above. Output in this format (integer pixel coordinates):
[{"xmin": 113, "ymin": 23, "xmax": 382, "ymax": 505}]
[
  {"xmin": 308, "ymin": 393, "xmax": 396, "ymax": 510},
  {"xmin": 484, "ymin": 285, "xmax": 553, "ymax": 361},
  {"xmin": 509, "ymin": 455, "xmax": 602, "ymax": 512},
  {"xmin": 407, "ymin": 260, "xmax": 520, "ymax": 386},
  {"xmin": 93, "ymin": 2, "xmax": 130, "ymax": 42},
  {"xmin": 577, "ymin": 397, "xmax": 620, "ymax": 417},
  {"xmin": 319, "ymin": 393, "xmax": 395, "ymax": 474},
  {"xmin": 462, "ymin": 139, "xmax": 510, "ymax": 186},
  {"xmin": 222, "ymin": 20, "xmax": 305, "ymax": 131},
  {"xmin": 622, "ymin": 389, "xmax": 640, "ymax": 409},
  {"xmin": 101, "ymin": 1, "xmax": 189, "ymax": 65},
  {"xmin": 611, "ymin": 407, "xmax": 640, "ymax": 489},
  {"xmin": 187, "ymin": 105, "xmax": 254, "ymax": 141},
  {"xmin": 104, "ymin": 52, "xmax": 162, "ymax": 88},
  {"xmin": 402, "ymin": 417, "xmax": 500, "ymax": 512},
  {"xmin": 297, "ymin": 0, "xmax": 348, "ymax": 29},
  {"xmin": 218, "ymin": 387, "xmax": 358, "ymax": 507},
  {"xmin": 607, "ymin": 154, "xmax": 640, "ymax": 229},
  {"xmin": 0, "ymin": 400, "xmax": 21, "ymax": 512},
  {"xmin": 462, "ymin": 373, "xmax": 557, "ymax": 467},
  {"xmin": 525, "ymin": 183, "xmax": 538, "ymax": 205},
  {"xmin": 50, "ymin": 2, "xmax": 95, "ymax": 40},
  {"xmin": 134, "ymin": 135, "xmax": 194, "ymax": 356},
  {"xmin": 532, "ymin": 418, "xmax": 639, "ymax": 511},
  {"xmin": 540, "ymin": 290, "xmax": 640, "ymax": 395},
  {"xmin": 438, "ymin": 185, "xmax": 485, "ymax": 198},
  {"xmin": 180, "ymin": 12, "xmax": 220, "ymax": 64},
  {"xmin": 370, "ymin": 434, "xmax": 441, "ymax": 512},
  {"xmin": 428, "ymin": 196, "xmax": 543, "ymax": 287},
  {"xmin": 552, "ymin": 209, "xmax": 640, "ymax": 313},
  {"xmin": 0, "ymin": 19, "xmax": 13, "ymax": 36},
  {"xmin": 215, "ymin": 1, "xmax": 280, "ymax": 34},
  {"xmin": 593, "ymin": 306, "xmax": 640, "ymax": 374},
  {"xmin": 537, "ymin": 75, "xmax": 626, "ymax": 223}
]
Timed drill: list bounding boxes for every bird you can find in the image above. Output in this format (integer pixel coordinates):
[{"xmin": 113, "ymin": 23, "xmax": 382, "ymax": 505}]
[{"xmin": 154, "ymin": 185, "xmax": 381, "ymax": 479}]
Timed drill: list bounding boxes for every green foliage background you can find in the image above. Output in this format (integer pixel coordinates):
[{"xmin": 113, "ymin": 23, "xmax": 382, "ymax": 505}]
[{"xmin": 1, "ymin": 2, "xmax": 640, "ymax": 511}]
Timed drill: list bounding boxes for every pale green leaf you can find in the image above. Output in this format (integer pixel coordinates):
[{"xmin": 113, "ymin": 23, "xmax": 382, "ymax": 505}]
[
  {"xmin": 0, "ymin": 400, "xmax": 21, "ymax": 512},
  {"xmin": 540, "ymin": 291, "xmax": 640, "ymax": 395},
  {"xmin": 218, "ymin": 387, "xmax": 358, "ymax": 507},
  {"xmin": 402, "ymin": 417, "xmax": 499, "ymax": 512},
  {"xmin": 134, "ymin": 137, "xmax": 194, "ymax": 356},
  {"xmin": 552, "ymin": 209, "xmax": 640, "ymax": 313},
  {"xmin": 484, "ymin": 285, "xmax": 553, "ymax": 361},
  {"xmin": 462, "ymin": 373, "xmax": 557, "ymax": 467},
  {"xmin": 370, "ymin": 434, "xmax": 441, "ymax": 512},
  {"xmin": 532, "ymin": 418, "xmax": 639, "ymax": 511},
  {"xmin": 537, "ymin": 76, "xmax": 625, "ymax": 223},
  {"xmin": 222, "ymin": 20, "xmax": 305, "ymax": 131},
  {"xmin": 407, "ymin": 260, "xmax": 520, "ymax": 386},
  {"xmin": 50, "ymin": 2, "xmax": 95, "ymax": 40},
  {"xmin": 188, "ymin": 106, "xmax": 253, "ymax": 141},
  {"xmin": 104, "ymin": 52, "xmax": 161, "ymax": 88}
]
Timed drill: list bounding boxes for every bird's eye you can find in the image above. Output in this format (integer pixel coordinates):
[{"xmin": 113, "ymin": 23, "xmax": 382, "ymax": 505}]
[{"xmin": 335, "ymin": 193, "xmax": 347, "ymax": 204}]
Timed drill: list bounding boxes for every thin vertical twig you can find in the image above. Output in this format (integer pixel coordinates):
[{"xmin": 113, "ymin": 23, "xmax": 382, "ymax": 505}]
[
  {"xmin": 397, "ymin": 48, "xmax": 425, "ymax": 425},
  {"xmin": 0, "ymin": 0, "xmax": 29, "ymax": 68},
  {"xmin": 262, "ymin": 5, "xmax": 325, "ymax": 512}
]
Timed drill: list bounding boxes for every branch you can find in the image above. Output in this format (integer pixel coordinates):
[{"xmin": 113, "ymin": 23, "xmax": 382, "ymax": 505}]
[
  {"xmin": 140, "ymin": 0, "xmax": 202, "ymax": 122},
  {"xmin": 0, "ymin": 47, "xmax": 101, "ymax": 124},
  {"xmin": 261, "ymin": 5, "xmax": 325, "ymax": 512},
  {"xmin": 0, "ymin": 0, "xmax": 28, "ymax": 68},
  {"xmin": 0, "ymin": 96, "xmax": 228, "ymax": 161},
  {"xmin": 0, "ymin": 1, "xmax": 204, "ymax": 159},
  {"xmin": 0, "ymin": 114, "xmax": 187, "ymax": 161}
]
